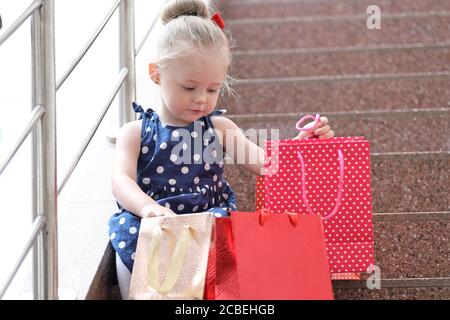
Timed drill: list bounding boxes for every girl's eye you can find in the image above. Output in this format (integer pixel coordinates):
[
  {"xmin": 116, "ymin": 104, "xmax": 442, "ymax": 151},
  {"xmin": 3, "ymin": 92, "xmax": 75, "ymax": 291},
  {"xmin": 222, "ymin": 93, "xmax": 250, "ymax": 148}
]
[
  {"xmin": 183, "ymin": 86, "xmax": 195, "ymax": 91},
  {"xmin": 208, "ymin": 89, "xmax": 219, "ymax": 93}
]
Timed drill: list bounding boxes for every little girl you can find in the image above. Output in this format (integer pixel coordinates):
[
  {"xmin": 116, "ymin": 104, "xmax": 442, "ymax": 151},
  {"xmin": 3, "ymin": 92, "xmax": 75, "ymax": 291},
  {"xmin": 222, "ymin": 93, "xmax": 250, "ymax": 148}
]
[{"xmin": 108, "ymin": 0, "xmax": 334, "ymax": 299}]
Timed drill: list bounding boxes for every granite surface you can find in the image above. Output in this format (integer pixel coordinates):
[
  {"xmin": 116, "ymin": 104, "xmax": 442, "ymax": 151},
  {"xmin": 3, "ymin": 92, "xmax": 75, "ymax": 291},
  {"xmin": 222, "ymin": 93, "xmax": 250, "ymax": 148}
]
[
  {"xmin": 371, "ymin": 157, "xmax": 450, "ymax": 213},
  {"xmin": 218, "ymin": 76, "xmax": 450, "ymax": 114},
  {"xmin": 334, "ymin": 287, "xmax": 450, "ymax": 300},
  {"xmin": 374, "ymin": 220, "xmax": 449, "ymax": 278},
  {"xmin": 216, "ymin": 0, "xmax": 450, "ymax": 300},
  {"xmin": 231, "ymin": 110, "xmax": 450, "ymax": 153},
  {"xmin": 227, "ymin": 16, "xmax": 450, "ymax": 51},
  {"xmin": 220, "ymin": 0, "xmax": 450, "ymax": 20},
  {"xmin": 232, "ymin": 47, "xmax": 450, "ymax": 79}
]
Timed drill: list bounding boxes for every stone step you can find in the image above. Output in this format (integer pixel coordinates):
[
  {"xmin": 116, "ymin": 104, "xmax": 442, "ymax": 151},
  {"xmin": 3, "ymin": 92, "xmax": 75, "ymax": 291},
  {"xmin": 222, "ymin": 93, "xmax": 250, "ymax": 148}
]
[
  {"xmin": 232, "ymin": 44, "xmax": 450, "ymax": 79},
  {"xmin": 220, "ymin": 0, "xmax": 450, "ymax": 20},
  {"xmin": 229, "ymin": 108, "xmax": 450, "ymax": 153},
  {"xmin": 219, "ymin": 73, "xmax": 450, "ymax": 114},
  {"xmin": 334, "ymin": 283, "xmax": 450, "ymax": 299},
  {"xmin": 223, "ymin": 151, "xmax": 450, "ymax": 214},
  {"xmin": 90, "ymin": 240, "xmax": 450, "ymax": 300},
  {"xmin": 227, "ymin": 13, "xmax": 450, "ymax": 51},
  {"xmin": 373, "ymin": 218, "xmax": 449, "ymax": 279}
]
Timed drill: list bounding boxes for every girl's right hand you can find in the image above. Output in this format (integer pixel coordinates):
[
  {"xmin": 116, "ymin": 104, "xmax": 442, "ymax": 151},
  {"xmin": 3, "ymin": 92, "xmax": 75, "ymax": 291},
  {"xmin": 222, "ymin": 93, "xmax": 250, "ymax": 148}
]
[{"xmin": 139, "ymin": 203, "xmax": 177, "ymax": 218}]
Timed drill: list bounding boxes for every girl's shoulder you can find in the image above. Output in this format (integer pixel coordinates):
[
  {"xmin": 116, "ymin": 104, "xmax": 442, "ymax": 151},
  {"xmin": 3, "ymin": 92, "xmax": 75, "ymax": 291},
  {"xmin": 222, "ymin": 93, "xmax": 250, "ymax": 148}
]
[
  {"xmin": 116, "ymin": 120, "xmax": 142, "ymax": 147},
  {"xmin": 119, "ymin": 119, "xmax": 143, "ymax": 132}
]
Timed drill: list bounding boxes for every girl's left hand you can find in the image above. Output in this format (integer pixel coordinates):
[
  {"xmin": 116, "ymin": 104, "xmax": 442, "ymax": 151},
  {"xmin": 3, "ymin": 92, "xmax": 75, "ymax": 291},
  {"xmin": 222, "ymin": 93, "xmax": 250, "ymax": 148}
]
[{"xmin": 293, "ymin": 116, "xmax": 335, "ymax": 140}]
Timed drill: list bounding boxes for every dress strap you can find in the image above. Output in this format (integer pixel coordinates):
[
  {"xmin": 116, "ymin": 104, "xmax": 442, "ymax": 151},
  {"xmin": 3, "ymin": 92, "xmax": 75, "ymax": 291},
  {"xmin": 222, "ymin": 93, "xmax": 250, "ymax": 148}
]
[
  {"xmin": 203, "ymin": 109, "xmax": 227, "ymax": 132},
  {"xmin": 132, "ymin": 102, "xmax": 154, "ymax": 120}
]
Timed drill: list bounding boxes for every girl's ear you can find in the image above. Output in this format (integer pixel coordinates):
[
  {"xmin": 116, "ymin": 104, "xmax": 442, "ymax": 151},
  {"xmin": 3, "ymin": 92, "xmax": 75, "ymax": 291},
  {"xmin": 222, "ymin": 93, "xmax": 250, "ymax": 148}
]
[{"xmin": 149, "ymin": 63, "xmax": 160, "ymax": 85}]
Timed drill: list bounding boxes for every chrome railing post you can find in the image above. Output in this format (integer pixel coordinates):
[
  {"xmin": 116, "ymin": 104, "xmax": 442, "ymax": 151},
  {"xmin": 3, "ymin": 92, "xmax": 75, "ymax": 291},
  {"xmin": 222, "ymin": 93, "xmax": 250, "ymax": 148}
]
[
  {"xmin": 119, "ymin": 0, "xmax": 136, "ymax": 125},
  {"xmin": 31, "ymin": 0, "xmax": 58, "ymax": 300}
]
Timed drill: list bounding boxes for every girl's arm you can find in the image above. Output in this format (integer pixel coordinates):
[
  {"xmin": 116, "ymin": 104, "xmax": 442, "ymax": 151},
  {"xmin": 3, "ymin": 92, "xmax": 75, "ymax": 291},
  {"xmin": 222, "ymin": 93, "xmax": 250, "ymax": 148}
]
[
  {"xmin": 212, "ymin": 117, "xmax": 265, "ymax": 176},
  {"xmin": 111, "ymin": 120, "xmax": 175, "ymax": 218},
  {"xmin": 212, "ymin": 116, "xmax": 335, "ymax": 176}
]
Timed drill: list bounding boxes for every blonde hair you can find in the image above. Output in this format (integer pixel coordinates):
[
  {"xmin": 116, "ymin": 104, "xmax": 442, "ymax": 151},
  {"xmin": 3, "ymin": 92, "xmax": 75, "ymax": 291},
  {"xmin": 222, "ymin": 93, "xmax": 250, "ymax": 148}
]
[{"xmin": 155, "ymin": 0, "xmax": 236, "ymax": 97}]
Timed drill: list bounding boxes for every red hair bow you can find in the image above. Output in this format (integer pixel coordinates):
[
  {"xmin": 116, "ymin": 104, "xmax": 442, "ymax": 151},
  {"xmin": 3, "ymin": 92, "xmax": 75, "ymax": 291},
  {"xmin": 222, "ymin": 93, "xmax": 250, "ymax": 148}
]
[{"xmin": 211, "ymin": 12, "xmax": 225, "ymax": 30}]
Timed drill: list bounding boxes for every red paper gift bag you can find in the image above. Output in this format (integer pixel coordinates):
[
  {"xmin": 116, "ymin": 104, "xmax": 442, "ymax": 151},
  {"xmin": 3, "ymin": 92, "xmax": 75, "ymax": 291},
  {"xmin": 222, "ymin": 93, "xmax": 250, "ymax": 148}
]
[
  {"xmin": 259, "ymin": 132, "xmax": 375, "ymax": 275},
  {"xmin": 231, "ymin": 210, "xmax": 334, "ymax": 300},
  {"xmin": 203, "ymin": 217, "xmax": 240, "ymax": 300}
]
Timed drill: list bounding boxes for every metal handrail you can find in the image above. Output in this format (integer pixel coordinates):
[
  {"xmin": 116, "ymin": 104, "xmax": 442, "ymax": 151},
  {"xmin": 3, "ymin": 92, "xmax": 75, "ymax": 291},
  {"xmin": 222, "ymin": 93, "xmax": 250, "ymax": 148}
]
[
  {"xmin": 0, "ymin": 0, "xmax": 42, "ymax": 46},
  {"xmin": 0, "ymin": 105, "xmax": 45, "ymax": 176},
  {"xmin": 1, "ymin": 0, "xmax": 164, "ymax": 300},
  {"xmin": 56, "ymin": 0, "xmax": 123, "ymax": 90},
  {"xmin": 0, "ymin": 216, "xmax": 47, "ymax": 298},
  {"xmin": 58, "ymin": 68, "xmax": 129, "ymax": 194},
  {"xmin": 135, "ymin": 0, "xmax": 168, "ymax": 57}
]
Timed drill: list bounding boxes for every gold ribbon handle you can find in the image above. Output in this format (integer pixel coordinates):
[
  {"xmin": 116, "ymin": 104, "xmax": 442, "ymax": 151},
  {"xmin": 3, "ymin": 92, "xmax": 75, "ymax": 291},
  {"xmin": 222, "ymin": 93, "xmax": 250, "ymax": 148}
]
[{"xmin": 147, "ymin": 224, "xmax": 192, "ymax": 295}]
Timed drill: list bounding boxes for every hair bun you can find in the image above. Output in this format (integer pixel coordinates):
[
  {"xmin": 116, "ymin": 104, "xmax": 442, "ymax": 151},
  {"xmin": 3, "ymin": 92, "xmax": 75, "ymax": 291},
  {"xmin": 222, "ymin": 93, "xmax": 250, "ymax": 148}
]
[{"xmin": 161, "ymin": 0, "xmax": 210, "ymax": 25}]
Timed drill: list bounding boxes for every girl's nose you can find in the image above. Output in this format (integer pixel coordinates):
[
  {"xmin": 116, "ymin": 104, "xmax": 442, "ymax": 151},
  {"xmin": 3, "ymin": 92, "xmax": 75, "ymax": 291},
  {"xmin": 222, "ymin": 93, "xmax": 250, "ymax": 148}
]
[{"xmin": 193, "ymin": 91, "xmax": 206, "ymax": 105}]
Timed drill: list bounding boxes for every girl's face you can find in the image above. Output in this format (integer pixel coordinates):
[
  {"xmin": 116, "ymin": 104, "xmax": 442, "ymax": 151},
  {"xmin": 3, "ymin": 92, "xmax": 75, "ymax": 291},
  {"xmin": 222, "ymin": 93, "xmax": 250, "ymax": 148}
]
[{"xmin": 156, "ymin": 47, "xmax": 229, "ymax": 126}]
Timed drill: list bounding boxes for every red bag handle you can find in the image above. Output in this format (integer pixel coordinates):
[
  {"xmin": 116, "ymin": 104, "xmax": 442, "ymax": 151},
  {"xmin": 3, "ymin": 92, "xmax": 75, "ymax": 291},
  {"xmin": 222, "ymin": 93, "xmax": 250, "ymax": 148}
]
[
  {"xmin": 258, "ymin": 209, "xmax": 299, "ymax": 227},
  {"xmin": 297, "ymin": 149, "xmax": 345, "ymax": 221}
]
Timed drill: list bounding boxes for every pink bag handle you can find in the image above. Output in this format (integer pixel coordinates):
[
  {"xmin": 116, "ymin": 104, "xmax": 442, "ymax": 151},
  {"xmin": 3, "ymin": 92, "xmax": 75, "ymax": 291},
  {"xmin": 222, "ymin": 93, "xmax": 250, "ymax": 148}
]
[
  {"xmin": 296, "ymin": 114, "xmax": 321, "ymax": 137},
  {"xmin": 297, "ymin": 149, "xmax": 345, "ymax": 221}
]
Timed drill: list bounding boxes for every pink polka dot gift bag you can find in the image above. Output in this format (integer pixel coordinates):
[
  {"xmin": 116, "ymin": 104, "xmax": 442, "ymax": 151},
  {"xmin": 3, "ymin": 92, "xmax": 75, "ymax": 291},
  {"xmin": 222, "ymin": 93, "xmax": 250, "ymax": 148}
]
[{"xmin": 256, "ymin": 114, "xmax": 375, "ymax": 279}]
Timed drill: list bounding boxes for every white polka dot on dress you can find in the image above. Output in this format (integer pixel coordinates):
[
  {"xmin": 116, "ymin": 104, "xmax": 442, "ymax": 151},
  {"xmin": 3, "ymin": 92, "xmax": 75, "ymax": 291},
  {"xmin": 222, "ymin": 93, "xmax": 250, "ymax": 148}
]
[{"xmin": 157, "ymin": 166, "xmax": 164, "ymax": 174}]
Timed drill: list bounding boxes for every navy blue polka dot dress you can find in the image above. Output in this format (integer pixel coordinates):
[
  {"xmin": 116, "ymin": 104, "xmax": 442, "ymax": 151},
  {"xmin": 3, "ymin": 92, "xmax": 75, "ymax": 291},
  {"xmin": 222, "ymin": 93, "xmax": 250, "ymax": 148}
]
[{"xmin": 108, "ymin": 102, "xmax": 238, "ymax": 272}]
